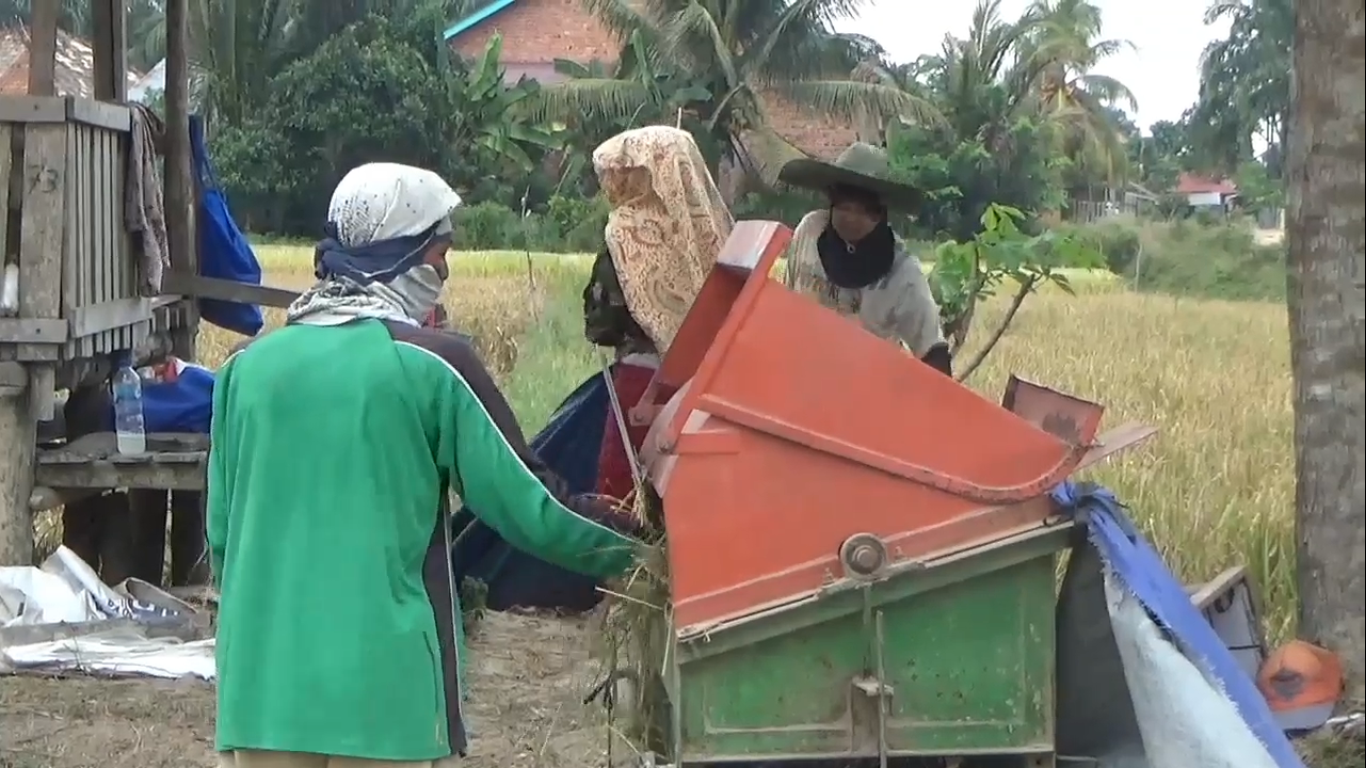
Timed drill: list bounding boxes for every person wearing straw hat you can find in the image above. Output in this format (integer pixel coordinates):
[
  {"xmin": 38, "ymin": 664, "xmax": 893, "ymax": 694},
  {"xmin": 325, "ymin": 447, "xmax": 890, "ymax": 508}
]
[
  {"xmin": 583, "ymin": 125, "xmax": 734, "ymax": 501},
  {"xmin": 208, "ymin": 162, "xmax": 643, "ymax": 768},
  {"xmin": 779, "ymin": 142, "xmax": 953, "ymax": 375}
]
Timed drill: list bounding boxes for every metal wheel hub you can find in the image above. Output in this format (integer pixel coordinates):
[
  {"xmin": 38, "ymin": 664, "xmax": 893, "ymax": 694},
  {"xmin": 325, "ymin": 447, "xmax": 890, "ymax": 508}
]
[{"xmin": 839, "ymin": 533, "xmax": 889, "ymax": 579}]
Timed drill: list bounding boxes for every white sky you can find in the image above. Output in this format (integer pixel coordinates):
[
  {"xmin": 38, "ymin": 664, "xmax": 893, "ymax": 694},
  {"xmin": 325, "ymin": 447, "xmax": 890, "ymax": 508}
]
[{"xmin": 832, "ymin": 0, "xmax": 1231, "ymax": 132}]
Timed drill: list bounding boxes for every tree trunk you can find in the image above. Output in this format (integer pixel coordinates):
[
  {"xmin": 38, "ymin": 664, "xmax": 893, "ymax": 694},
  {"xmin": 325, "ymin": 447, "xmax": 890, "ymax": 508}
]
[{"xmin": 1286, "ymin": 0, "xmax": 1366, "ymax": 702}]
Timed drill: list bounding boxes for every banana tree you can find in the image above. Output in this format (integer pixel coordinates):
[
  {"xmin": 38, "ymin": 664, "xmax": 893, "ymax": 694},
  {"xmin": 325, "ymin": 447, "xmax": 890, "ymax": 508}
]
[
  {"xmin": 537, "ymin": 29, "xmax": 716, "ymax": 192},
  {"xmin": 447, "ymin": 33, "xmax": 561, "ymax": 179}
]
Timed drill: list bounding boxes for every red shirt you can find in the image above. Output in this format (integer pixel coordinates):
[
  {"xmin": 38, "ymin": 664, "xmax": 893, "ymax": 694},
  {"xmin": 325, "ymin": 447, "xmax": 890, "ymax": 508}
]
[{"xmin": 596, "ymin": 360, "xmax": 658, "ymax": 502}]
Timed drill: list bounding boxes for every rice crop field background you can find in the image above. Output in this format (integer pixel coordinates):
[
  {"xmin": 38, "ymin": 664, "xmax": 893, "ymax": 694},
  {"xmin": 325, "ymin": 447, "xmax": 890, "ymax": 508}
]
[{"xmin": 224, "ymin": 244, "xmax": 1297, "ymax": 639}]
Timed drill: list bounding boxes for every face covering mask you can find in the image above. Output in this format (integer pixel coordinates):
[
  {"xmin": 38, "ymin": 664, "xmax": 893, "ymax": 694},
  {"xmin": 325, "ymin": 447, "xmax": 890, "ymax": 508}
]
[{"xmin": 374, "ymin": 263, "xmax": 446, "ymax": 322}]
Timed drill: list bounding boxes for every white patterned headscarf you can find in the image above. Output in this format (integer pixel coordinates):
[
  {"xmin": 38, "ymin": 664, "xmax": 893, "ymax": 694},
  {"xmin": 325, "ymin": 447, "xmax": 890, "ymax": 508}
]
[
  {"xmin": 592, "ymin": 126, "xmax": 732, "ymax": 352},
  {"xmin": 288, "ymin": 163, "xmax": 462, "ymax": 327},
  {"xmin": 328, "ymin": 163, "xmax": 462, "ymax": 248}
]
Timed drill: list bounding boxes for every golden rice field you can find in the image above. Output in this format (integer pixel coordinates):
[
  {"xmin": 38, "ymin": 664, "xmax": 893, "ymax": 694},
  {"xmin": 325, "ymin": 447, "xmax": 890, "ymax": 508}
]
[{"xmin": 217, "ymin": 245, "xmax": 1298, "ymax": 640}]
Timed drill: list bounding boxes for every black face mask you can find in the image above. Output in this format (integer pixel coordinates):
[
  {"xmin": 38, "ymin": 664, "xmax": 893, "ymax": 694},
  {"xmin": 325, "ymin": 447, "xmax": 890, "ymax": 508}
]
[
  {"xmin": 582, "ymin": 248, "xmax": 652, "ymax": 351},
  {"xmin": 816, "ymin": 219, "xmax": 897, "ymax": 289}
]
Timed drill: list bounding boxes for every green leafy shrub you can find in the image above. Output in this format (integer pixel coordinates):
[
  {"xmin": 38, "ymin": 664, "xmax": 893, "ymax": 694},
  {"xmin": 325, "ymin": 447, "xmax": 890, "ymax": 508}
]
[
  {"xmin": 1064, "ymin": 217, "xmax": 1286, "ymax": 302},
  {"xmin": 453, "ymin": 202, "xmax": 523, "ymax": 250},
  {"xmin": 1056, "ymin": 219, "xmax": 1143, "ymax": 273},
  {"xmin": 546, "ymin": 194, "xmax": 610, "ymax": 252}
]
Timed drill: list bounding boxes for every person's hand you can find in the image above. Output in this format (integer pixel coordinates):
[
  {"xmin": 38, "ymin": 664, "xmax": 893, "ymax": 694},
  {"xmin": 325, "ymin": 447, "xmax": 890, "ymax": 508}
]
[
  {"xmin": 629, "ymin": 400, "xmax": 662, "ymax": 426},
  {"xmin": 576, "ymin": 493, "xmax": 647, "ymax": 538},
  {"xmin": 423, "ymin": 305, "xmax": 450, "ymax": 329}
]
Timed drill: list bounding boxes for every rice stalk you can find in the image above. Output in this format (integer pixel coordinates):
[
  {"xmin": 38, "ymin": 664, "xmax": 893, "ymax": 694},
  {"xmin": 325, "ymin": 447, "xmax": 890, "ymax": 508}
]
[{"xmin": 601, "ymin": 485, "xmax": 674, "ymax": 760}]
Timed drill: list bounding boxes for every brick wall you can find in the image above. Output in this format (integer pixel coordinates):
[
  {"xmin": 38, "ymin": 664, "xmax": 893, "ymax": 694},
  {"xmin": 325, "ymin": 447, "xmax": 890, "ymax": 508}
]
[
  {"xmin": 447, "ymin": 0, "xmax": 858, "ymax": 159},
  {"xmin": 761, "ymin": 92, "xmax": 858, "ymax": 161},
  {"xmin": 449, "ymin": 0, "xmax": 621, "ymax": 82}
]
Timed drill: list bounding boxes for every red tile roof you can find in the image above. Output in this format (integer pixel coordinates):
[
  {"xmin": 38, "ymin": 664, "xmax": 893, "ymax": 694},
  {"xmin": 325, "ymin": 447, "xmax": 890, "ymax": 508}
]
[{"xmin": 1176, "ymin": 173, "xmax": 1237, "ymax": 195}]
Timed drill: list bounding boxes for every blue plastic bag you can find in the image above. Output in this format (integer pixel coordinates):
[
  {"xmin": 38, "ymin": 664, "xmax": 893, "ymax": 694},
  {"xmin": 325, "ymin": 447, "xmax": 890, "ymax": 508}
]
[
  {"xmin": 97, "ymin": 359, "xmax": 215, "ymax": 434},
  {"xmin": 190, "ymin": 116, "xmax": 265, "ymax": 336}
]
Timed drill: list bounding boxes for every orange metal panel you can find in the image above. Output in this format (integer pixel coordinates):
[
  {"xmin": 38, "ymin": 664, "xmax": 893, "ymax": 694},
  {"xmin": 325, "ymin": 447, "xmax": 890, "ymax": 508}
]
[{"xmin": 638, "ymin": 220, "xmax": 1151, "ymax": 635}]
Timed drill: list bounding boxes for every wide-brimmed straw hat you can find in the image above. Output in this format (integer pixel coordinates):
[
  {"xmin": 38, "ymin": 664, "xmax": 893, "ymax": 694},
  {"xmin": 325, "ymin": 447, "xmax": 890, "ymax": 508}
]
[{"xmin": 779, "ymin": 142, "xmax": 923, "ymax": 212}]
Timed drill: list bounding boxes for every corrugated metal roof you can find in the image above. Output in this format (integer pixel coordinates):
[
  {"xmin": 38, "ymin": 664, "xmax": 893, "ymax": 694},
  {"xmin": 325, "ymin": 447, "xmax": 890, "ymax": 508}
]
[
  {"xmin": 0, "ymin": 25, "xmax": 142, "ymax": 97},
  {"xmin": 443, "ymin": 0, "xmax": 519, "ymax": 40},
  {"xmin": 128, "ymin": 58, "xmax": 165, "ymax": 102}
]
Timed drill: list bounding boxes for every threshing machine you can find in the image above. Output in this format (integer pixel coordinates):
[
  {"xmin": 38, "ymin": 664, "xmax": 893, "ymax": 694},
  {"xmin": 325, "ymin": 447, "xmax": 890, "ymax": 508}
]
[{"xmin": 626, "ymin": 221, "xmax": 1154, "ymax": 767}]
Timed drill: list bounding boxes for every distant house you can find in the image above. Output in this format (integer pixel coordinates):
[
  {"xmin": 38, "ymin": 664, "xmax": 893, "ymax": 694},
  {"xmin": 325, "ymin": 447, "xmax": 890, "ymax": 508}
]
[
  {"xmin": 1068, "ymin": 180, "xmax": 1160, "ymax": 223},
  {"xmin": 441, "ymin": 0, "xmax": 859, "ymax": 163},
  {"xmin": 0, "ymin": 25, "xmax": 141, "ymax": 97},
  {"xmin": 1175, "ymin": 173, "xmax": 1238, "ymax": 210}
]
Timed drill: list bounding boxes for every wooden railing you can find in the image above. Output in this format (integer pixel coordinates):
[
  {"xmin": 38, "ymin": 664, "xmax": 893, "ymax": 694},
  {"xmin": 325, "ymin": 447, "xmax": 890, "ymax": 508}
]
[{"xmin": 0, "ymin": 96, "xmax": 153, "ymax": 416}]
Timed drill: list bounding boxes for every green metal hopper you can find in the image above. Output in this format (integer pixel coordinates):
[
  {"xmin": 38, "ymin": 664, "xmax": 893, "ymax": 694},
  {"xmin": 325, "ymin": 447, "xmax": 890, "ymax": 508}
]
[{"xmin": 623, "ymin": 222, "xmax": 1152, "ymax": 767}]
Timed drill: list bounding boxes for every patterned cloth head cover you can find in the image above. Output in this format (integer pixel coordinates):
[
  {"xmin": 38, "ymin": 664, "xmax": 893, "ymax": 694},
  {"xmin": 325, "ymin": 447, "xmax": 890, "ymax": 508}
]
[
  {"xmin": 592, "ymin": 126, "xmax": 733, "ymax": 353},
  {"xmin": 287, "ymin": 162, "xmax": 462, "ymax": 327}
]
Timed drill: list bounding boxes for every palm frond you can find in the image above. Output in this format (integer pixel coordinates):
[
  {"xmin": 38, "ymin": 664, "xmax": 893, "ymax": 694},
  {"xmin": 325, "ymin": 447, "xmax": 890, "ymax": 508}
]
[
  {"xmin": 776, "ymin": 80, "xmax": 946, "ymax": 128},
  {"xmin": 659, "ymin": 1, "xmax": 740, "ymax": 86},
  {"xmin": 523, "ymin": 78, "xmax": 656, "ymax": 124},
  {"xmin": 582, "ymin": 0, "xmax": 655, "ymax": 45},
  {"xmin": 737, "ymin": 125, "xmax": 809, "ymax": 186},
  {"xmin": 1073, "ymin": 73, "xmax": 1137, "ymax": 112}
]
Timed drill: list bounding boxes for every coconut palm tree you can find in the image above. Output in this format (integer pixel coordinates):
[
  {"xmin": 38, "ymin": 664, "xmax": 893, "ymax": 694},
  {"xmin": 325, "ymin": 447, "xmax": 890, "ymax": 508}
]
[
  {"xmin": 895, "ymin": 1, "xmax": 1047, "ymax": 149},
  {"xmin": 528, "ymin": 0, "xmax": 940, "ymax": 185},
  {"xmin": 860, "ymin": 0, "xmax": 1135, "ymax": 194},
  {"xmin": 1190, "ymin": 0, "xmax": 1292, "ymax": 175},
  {"xmin": 1025, "ymin": 0, "xmax": 1137, "ymax": 183}
]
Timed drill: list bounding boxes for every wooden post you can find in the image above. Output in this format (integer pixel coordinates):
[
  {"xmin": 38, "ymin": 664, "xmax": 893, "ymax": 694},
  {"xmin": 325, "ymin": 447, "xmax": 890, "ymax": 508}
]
[
  {"xmin": 0, "ymin": 364, "xmax": 35, "ymax": 565},
  {"xmin": 163, "ymin": 0, "xmax": 205, "ymax": 583},
  {"xmin": 91, "ymin": 0, "xmax": 130, "ymax": 102},
  {"xmin": 164, "ymin": 0, "xmax": 195, "ymax": 358},
  {"xmin": 0, "ymin": 0, "xmax": 63, "ymax": 566},
  {"xmin": 26, "ymin": 0, "xmax": 60, "ymax": 97}
]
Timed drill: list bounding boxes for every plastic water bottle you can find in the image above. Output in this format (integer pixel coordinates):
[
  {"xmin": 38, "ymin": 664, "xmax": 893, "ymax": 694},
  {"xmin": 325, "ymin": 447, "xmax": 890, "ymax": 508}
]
[{"xmin": 111, "ymin": 356, "xmax": 147, "ymax": 455}]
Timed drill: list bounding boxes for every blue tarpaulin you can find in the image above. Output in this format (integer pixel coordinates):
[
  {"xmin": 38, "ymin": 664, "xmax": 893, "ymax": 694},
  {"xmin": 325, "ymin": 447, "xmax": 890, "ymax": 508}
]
[
  {"xmin": 450, "ymin": 372, "xmax": 611, "ymax": 612},
  {"xmin": 1054, "ymin": 481, "xmax": 1305, "ymax": 768}
]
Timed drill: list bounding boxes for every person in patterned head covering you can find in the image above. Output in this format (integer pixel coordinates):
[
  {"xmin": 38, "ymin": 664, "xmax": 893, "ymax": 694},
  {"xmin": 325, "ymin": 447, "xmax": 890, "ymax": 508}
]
[
  {"xmin": 209, "ymin": 163, "xmax": 643, "ymax": 768},
  {"xmin": 581, "ymin": 126, "xmax": 733, "ymax": 502},
  {"xmin": 590, "ymin": 126, "xmax": 733, "ymax": 354}
]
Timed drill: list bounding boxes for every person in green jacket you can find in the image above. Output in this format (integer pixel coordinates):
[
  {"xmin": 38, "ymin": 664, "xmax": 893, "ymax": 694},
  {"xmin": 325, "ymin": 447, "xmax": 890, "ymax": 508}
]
[{"xmin": 208, "ymin": 162, "xmax": 644, "ymax": 768}]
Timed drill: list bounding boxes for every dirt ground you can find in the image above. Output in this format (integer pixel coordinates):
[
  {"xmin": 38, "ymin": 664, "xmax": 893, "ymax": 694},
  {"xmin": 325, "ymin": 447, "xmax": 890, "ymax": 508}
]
[
  {"xmin": 0, "ymin": 611, "xmax": 633, "ymax": 768},
  {"xmin": 6, "ymin": 611, "xmax": 1360, "ymax": 768}
]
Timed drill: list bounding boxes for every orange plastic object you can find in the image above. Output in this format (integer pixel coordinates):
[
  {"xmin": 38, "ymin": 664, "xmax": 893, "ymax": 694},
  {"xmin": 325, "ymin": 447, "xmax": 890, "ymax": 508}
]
[{"xmin": 639, "ymin": 221, "xmax": 1152, "ymax": 635}]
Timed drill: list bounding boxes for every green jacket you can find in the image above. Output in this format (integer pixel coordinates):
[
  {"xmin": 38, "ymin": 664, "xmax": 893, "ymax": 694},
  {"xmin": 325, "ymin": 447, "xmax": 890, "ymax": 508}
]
[{"xmin": 207, "ymin": 319, "xmax": 639, "ymax": 761}]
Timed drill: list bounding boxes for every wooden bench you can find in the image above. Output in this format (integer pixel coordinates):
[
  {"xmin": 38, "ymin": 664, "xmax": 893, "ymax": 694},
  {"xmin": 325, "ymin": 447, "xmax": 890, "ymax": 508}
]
[{"xmin": 35, "ymin": 432, "xmax": 208, "ymax": 492}]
